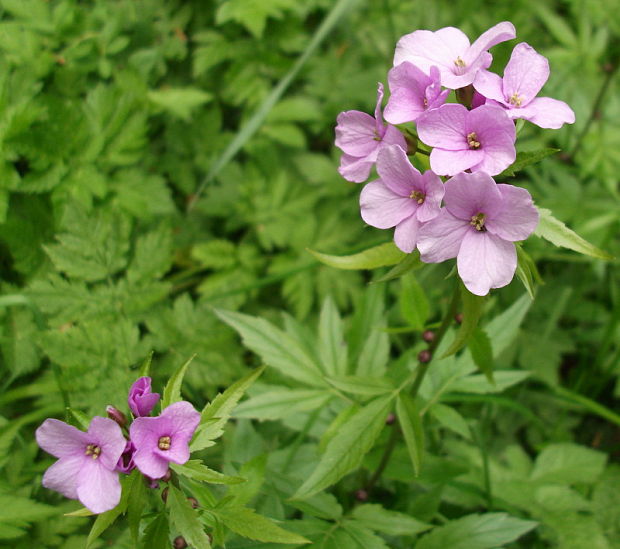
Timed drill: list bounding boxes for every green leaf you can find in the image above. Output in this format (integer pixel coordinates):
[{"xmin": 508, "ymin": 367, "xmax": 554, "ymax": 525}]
[
  {"xmin": 442, "ymin": 286, "xmax": 484, "ymax": 358},
  {"xmin": 215, "ymin": 309, "xmax": 324, "ymax": 386},
  {"xmin": 138, "ymin": 351, "xmax": 154, "ymax": 378},
  {"xmin": 308, "ymin": 242, "xmax": 406, "ymax": 270},
  {"xmin": 215, "ymin": 0, "xmax": 297, "ymax": 38},
  {"xmin": 288, "ymin": 493, "xmax": 343, "ymax": 521},
  {"xmin": 148, "ymin": 88, "xmax": 212, "ymax": 121},
  {"xmin": 430, "ymin": 403, "xmax": 471, "ymax": 440},
  {"xmin": 498, "ymin": 148, "xmax": 560, "ymax": 177},
  {"xmin": 515, "ymin": 245, "xmax": 541, "ymax": 299},
  {"xmin": 171, "ymin": 461, "xmax": 245, "ymax": 485},
  {"xmin": 396, "ymin": 393, "xmax": 424, "ymax": 477},
  {"xmin": 399, "ymin": 273, "xmax": 429, "ymax": 330},
  {"xmin": 325, "ymin": 375, "xmax": 395, "ymax": 396},
  {"xmin": 234, "ymin": 388, "xmax": 331, "ymax": 420},
  {"xmin": 467, "ymin": 328, "xmax": 494, "ymax": 383},
  {"xmin": 161, "ymin": 354, "xmax": 196, "ymax": 409},
  {"xmin": 140, "ymin": 514, "xmax": 169, "ymax": 549},
  {"xmin": 318, "ymin": 297, "xmax": 348, "ymax": 376},
  {"xmin": 126, "ymin": 470, "xmax": 147, "ymax": 547},
  {"xmin": 295, "ymin": 395, "xmax": 393, "ymax": 499},
  {"xmin": 209, "ymin": 506, "xmax": 309, "ymax": 544},
  {"xmin": 416, "ymin": 513, "xmax": 537, "ymax": 549},
  {"xmin": 448, "ymin": 370, "xmax": 530, "ymax": 394},
  {"xmin": 190, "ymin": 366, "xmax": 264, "ymax": 451},
  {"xmin": 373, "ymin": 251, "xmax": 423, "ymax": 283},
  {"xmin": 531, "ymin": 443, "xmax": 607, "ymax": 484},
  {"xmin": 68, "ymin": 408, "xmax": 91, "ymax": 430},
  {"xmin": 535, "ymin": 208, "xmax": 614, "ymax": 260},
  {"xmin": 352, "ymin": 504, "xmax": 431, "ymax": 536},
  {"xmin": 167, "ymin": 484, "xmax": 212, "ymax": 548}
]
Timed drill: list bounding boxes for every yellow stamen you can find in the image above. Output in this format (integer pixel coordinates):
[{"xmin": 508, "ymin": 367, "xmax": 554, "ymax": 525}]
[
  {"xmin": 454, "ymin": 56, "xmax": 466, "ymax": 68},
  {"xmin": 158, "ymin": 436, "xmax": 171, "ymax": 451},
  {"xmin": 467, "ymin": 132, "xmax": 481, "ymax": 149},
  {"xmin": 409, "ymin": 190, "xmax": 426, "ymax": 205},
  {"xmin": 85, "ymin": 444, "xmax": 101, "ymax": 460},
  {"xmin": 509, "ymin": 92, "xmax": 523, "ymax": 107},
  {"xmin": 470, "ymin": 213, "xmax": 486, "ymax": 231}
]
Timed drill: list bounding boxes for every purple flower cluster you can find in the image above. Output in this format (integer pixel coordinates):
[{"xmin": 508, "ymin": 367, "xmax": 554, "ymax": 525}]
[
  {"xmin": 35, "ymin": 377, "xmax": 200, "ymax": 514},
  {"xmin": 335, "ymin": 22, "xmax": 575, "ymax": 296}
]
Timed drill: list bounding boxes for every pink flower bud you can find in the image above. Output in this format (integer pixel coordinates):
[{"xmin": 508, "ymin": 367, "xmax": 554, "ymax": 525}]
[{"xmin": 128, "ymin": 377, "xmax": 160, "ymax": 417}]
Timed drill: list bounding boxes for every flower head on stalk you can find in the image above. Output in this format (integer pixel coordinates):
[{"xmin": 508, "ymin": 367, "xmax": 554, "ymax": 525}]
[
  {"xmin": 335, "ymin": 82, "xmax": 407, "ymax": 183},
  {"xmin": 473, "ymin": 42, "xmax": 575, "ymax": 129},
  {"xmin": 128, "ymin": 376, "xmax": 160, "ymax": 417},
  {"xmin": 360, "ymin": 145, "xmax": 444, "ymax": 253},
  {"xmin": 36, "ymin": 416, "xmax": 127, "ymax": 513},
  {"xmin": 416, "ymin": 103, "xmax": 516, "ymax": 176},
  {"xmin": 394, "ymin": 21, "xmax": 516, "ymax": 89},
  {"xmin": 417, "ymin": 172, "xmax": 539, "ymax": 295},
  {"xmin": 130, "ymin": 401, "xmax": 200, "ymax": 479}
]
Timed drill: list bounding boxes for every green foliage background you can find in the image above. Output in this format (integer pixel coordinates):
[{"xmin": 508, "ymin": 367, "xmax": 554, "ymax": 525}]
[{"xmin": 0, "ymin": 0, "xmax": 619, "ymax": 547}]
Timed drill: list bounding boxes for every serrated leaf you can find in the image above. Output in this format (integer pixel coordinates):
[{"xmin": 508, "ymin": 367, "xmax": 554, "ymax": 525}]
[
  {"xmin": 190, "ymin": 366, "xmax": 264, "ymax": 452},
  {"xmin": 325, "ymin": 375, "xmax": 394, "ymax": 396},
  {"xmin": 396, "ymin": 393, "xmax": 424, "ymax": 477},
  {"xmin": 442, "ymin": 286, "xmax": 484, "ymax": 357},
  {"xmin": 531, "ymin": 443, "xmax": 606, "ymax": 484},
  {"xmin": 215, "ymin": 309, "xmax": 323, "ymax": 386},
  {"xmin": 148, "ymin": 88, "xmax": 212, "ymax": 120},
  {"xmin": 399, "ymin": 273, "xmax": 429, "ymax": 330},
  {"xmin": 498, "ymin": 148, "xmax": 559, "ymax": 177},
  {"xmin": 416, "ymin": 513, "xmax": 537, "ymax": 549},
  {"xmin": 467, "ymin": 328, "xmax": 494, "ymax": 383},
  {"xmin": 171, "ymin": 461, "xmax": 245, "ymax": 485},
  {"xmin": 294, "ymin": 395, "xmax": 393, "ymax": 499},
  {"xmin": 318, "ymin": 297, "xmax": 348, "ymax": 376},
  {"xmin": 234, "ymin": 388, "xmax": 331, "ymax": 420},
  {"xmin": 535, "ymin": 208, "xmax": 613, "ymax": 260},
  {"xmin": 288, "ymin": 492, "xmax": 343, "ymax": 521},
  {"xmin": 352, "ymin": 504, "xmax": 431, "ymax": 536},
  {"xmin": 430, "ymin": 403, "xmax": 471, "ymax": 440},
  {"xmin": 449, "ymin": 370, "xmax": 530, "ymax": 394},
  {"xmin": 161, "ymin": 354, "xmax": 196, "ymax": 409},
  {"xmin": 140, "ymin": 513, "xmax": 170, "ymax": 549},
  {"xmin": 210, "ymin": 506, "xmax": 309, "ymax": 544},
  {"xmin": 308, "ymin": 242, "xmax": 406, "ymax": 270},
  {"xmin": 167, "ymin": 484, "xmax": 212, "ymax": 548},
  {"xmin": 126, "ymin": 470, "xmax": 146, "ymax": 546},
  {"xmin": 215, "ymin": 0, "xmax": 297, "ymax": 38}
]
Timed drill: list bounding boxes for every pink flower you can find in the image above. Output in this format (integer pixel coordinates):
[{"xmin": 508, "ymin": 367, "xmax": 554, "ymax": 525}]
[
  {"xmin": 36, "ymin": 417, "xmax": 127, "ymax": 513},
  {"xmin": 417, "ymin": 172, "xmax": 539, "ymax": 296},
  {"xmin": 335, "ymin": 82, "xmax": 407, "ymax": 183},
  {"xmin": 384, "ymin": 64, "xmax": 449, "ymax": 124},
  {"xmin": 128, "ymin": 376, "xmax": 160, "ymax": 417},
  {"xmin": 130, "ymin": 401, "xmax": 200, "ymax": 479},
  {"xmin": 473, "ymin": 42, "xmax": 575, "ymax": 129},
  {"xmin": 360, "ymin": 145, "xmax": 444, "ymax": 253},
  {"xmin": 416, "ymin": 103, "xmax": 516, "ymax": 176},
  {"xmin": 394, "ymin": 22, "xmax": 516, "ymax": 90},
  {"xmin": 116, "ymin": 440, "xmax": 136, "ymax": 474}
]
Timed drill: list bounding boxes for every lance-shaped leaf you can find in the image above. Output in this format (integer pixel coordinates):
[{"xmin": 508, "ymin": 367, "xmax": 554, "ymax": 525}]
[
  {"xmin": 215, "ymin": 309, "xmax": 324, "ymax": 386},
  {"xmin": 167, "ymin": 484, "xmax": 212, "ymax": 548},
  {"xmin": 467, "ymin": 328, "xmax": 494, "ymax": 383},
  {"xmin": 442, "ymin": 285, "xmax": 484, "ymax": 358},
  {"xmin": 318, "ymin": 297, "xmax": 348, "ymax": 376},
  {"xmin": 535, "ymin": 208, "xmax": 613, "ymax": 260},
  {"xmin": 190, "ymin": 367, "xmax": 264, "ymax": 452},
  {"xmin": 308, "ymin": 242, "xmax": 405, "ymax": 270},
  {"xmin": 161, "ymin": 354, "xmax": 195, "ymax": 409},
  {"xmin": 171, "ymin": 461, "xmax": 245, "ymax": 485},
  {"xmin": 396, "ymin": 393, "xmax": 424, "ymax": 477},
  {"xmin": 294, "ymin": 394, "xmax": 394, "ymax": 499},
  {"xmin": 234, "ymin": 387, "xmax": 331, "ymax": 420},
  {"xmin": 498, "ymin": 148, "xmax": 559, "ymax": 177}
]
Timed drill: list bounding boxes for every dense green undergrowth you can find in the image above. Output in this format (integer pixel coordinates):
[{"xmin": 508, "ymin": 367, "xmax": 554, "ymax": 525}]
[{"xmin": 0, "ymin": 0, "xmax": 619, "ymax": 547}]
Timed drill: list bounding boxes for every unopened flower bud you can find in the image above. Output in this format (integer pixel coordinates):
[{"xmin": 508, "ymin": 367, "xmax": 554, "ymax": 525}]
[
  {"xmin": 454, "ymin": 313, "xmax": 463, "ymax": 324},
  {"xmin": 422, "ymin": 330, "xmax": 435, "ymax": 343},
  {"xmin": 355, "ymin": 489, "xmax": 368, "ymax": 502},
  {"xmin": 385, "ymin": 413, "xmax": 396, "ymax": 425},
  {"xmin": 418, "ymin": 349, "xmax": 432, "ymax": 363},
  {"xmin": 161, "ymin": 487, "xmax": 169, "ymax": 503},
  {"xmin": 187, "ymin": 496, "xmax": 199, "ymax": 509},
  {"xmin": 173, "ymin": 536, "xmax": 188, "ymax": 549},
  {"xmin": 106, "ymin": 406, "xmax": 127, "ymax": 428}
]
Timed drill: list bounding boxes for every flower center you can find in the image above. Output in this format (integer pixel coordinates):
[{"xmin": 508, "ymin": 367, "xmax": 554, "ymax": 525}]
[
  {"xmin": 423, "ymin": 97, "xmax": 428, "ymax": 107},
  {"xmin": 467, "ymin": 132, "xmax": 481, "ymax": 149},
  {"xmin": 85, "ymin": 444, "xmax": 101, "ymax": 460},
  {"xmin": 453, "ymin": 56, "xmax": 467, "ymax": 75},
  {"xmin": 158, "ymin": 436, "xmax": 171, "ymax": 451},
  {"xmin": 470, "ymin": 213, "xmax": 486, "ymax": 231},
  {"xmin": 409, "ymin": 190, "xmax": 426, "ymax": 204},
  {"xmin": 509, "ymin": 92, "xmax": 523, "ymax": 107}
]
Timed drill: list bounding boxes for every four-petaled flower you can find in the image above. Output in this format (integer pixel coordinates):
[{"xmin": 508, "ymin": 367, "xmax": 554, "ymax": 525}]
[
  {"xmin": 384, "ymin": 64, "xmax": 449, "ymax": 124},
  {"xmin": 360, "ymin": 145, "xmax": 444, "ymax": 253},
  {"xmin": 473, "ymin": 42, "xmax": 575, "ymax": 129},
  {"xmin": 416, "ymin": 103, "xmax": 516, "ymax": 176},
  {"xmin": 417, "ymin": 172, "xmax": 539, "ymax": 296},
  {"xmin": 36, "ymin": 416, "xmax": 127, "ymax": 513},
  {"xmin": 335, "ymin": 82, "xmax": 407, "ymax": 183},
  {"xmin": 394, "ymin": 22, "xmax": 516, "ymax": 89},
  {"xmin": 128, "ymin": 376, "xmax": 160, "ymax": 417},
  {"xmin": 130, "ymin": 401, "xmax": 201, "ymax": 479}
]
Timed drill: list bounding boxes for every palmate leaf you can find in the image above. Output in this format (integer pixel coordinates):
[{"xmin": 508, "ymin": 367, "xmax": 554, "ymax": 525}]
[{"xmin": 294, "ymin": 394, "xmax": 394, "ymax": 499}]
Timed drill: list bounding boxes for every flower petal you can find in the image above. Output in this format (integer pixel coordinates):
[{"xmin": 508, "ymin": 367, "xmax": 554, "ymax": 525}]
[
  {"xmin": 470, "ymin": 132, "xmax": 516, "ymax": 176},
  {"xmin": 374, "ymin": 82, "xmax": 386, "ymax": 136},
  {"xmin": 360, "ymin": 181, "xmax": 416, "ymax": 229},
  {"xmin": 376, "ymin": 145, "xmax": 422, "ymax": 196},
  {"xmin": 88, "ymin": 417, "xmax": 127, "ymax": 471},
  {"xmin": 457, "ymin": 231, "xmax": 517, "ymax": 296},
  {"xmin": 418, "ymin": 210, "xmax": 469, "ymax": 263},
  {"xmin": 393, "ymin": 215, "xmax": 421, "ymax": 253},
  {"xmin": 444, "ymin": 172, "xmax": 503, "ymax": 220},
  {"xmin": 503, "ymin": 42, "xmax": 549, "ymax": 105},
  {"xmin": 381, "ymin": 124, "xmax": 408, "ymax": 150},
  {"xmin": 77, "ymin": 459, "xmax": 122, "ymax": 514},
  {"xmin": 161, "ymin": 401, "xmax": 201, "ymax": 445},
  {"xmin": 132, "ymin": 447, "xmax": 170, "ymax": 479},
  {"xmin": 513, "ymin": 96, "xmax": 575, "ymax": 129},
  {"xmin": 417, "ymin": 103, "xmax": 469, "ymax": 149},
  {"xmin": 36, "ymin": 419, "xmax": 88, "ymax": 459},
  {"xmin": 473, "ymin": 70, "xmax": 505, "ymax": 103},
  {"xmin": 385, "ymin": 62, "xmax": 432, "ymax": 124},
  {"xmin": 42, "ymin": 454, "xmax": 83, "ymax": 499},
  {"xmin": 430, "ymin": 148, "xmax": 483, "ymax": 176},
  {"xmin": 416, "ymin": 170, "xmax": 445, "ymax": 223},
  {"xmin": 335, "ymin": 111, "xmax": 378, "ymax": 156},
  {"xmin": 394, "ymin": 27, "xmax": 470, "ymax": 73},
  {"xmin": 465, "ymin": 21, "xmax": 516, "ymax": 65},
  {"xmin": 486, "ymin": 184, "xmax": 539, "ymax": 241},
  {"xmin": 338, "ymin": 153, "xmax": 374, "ymax": 183}
]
